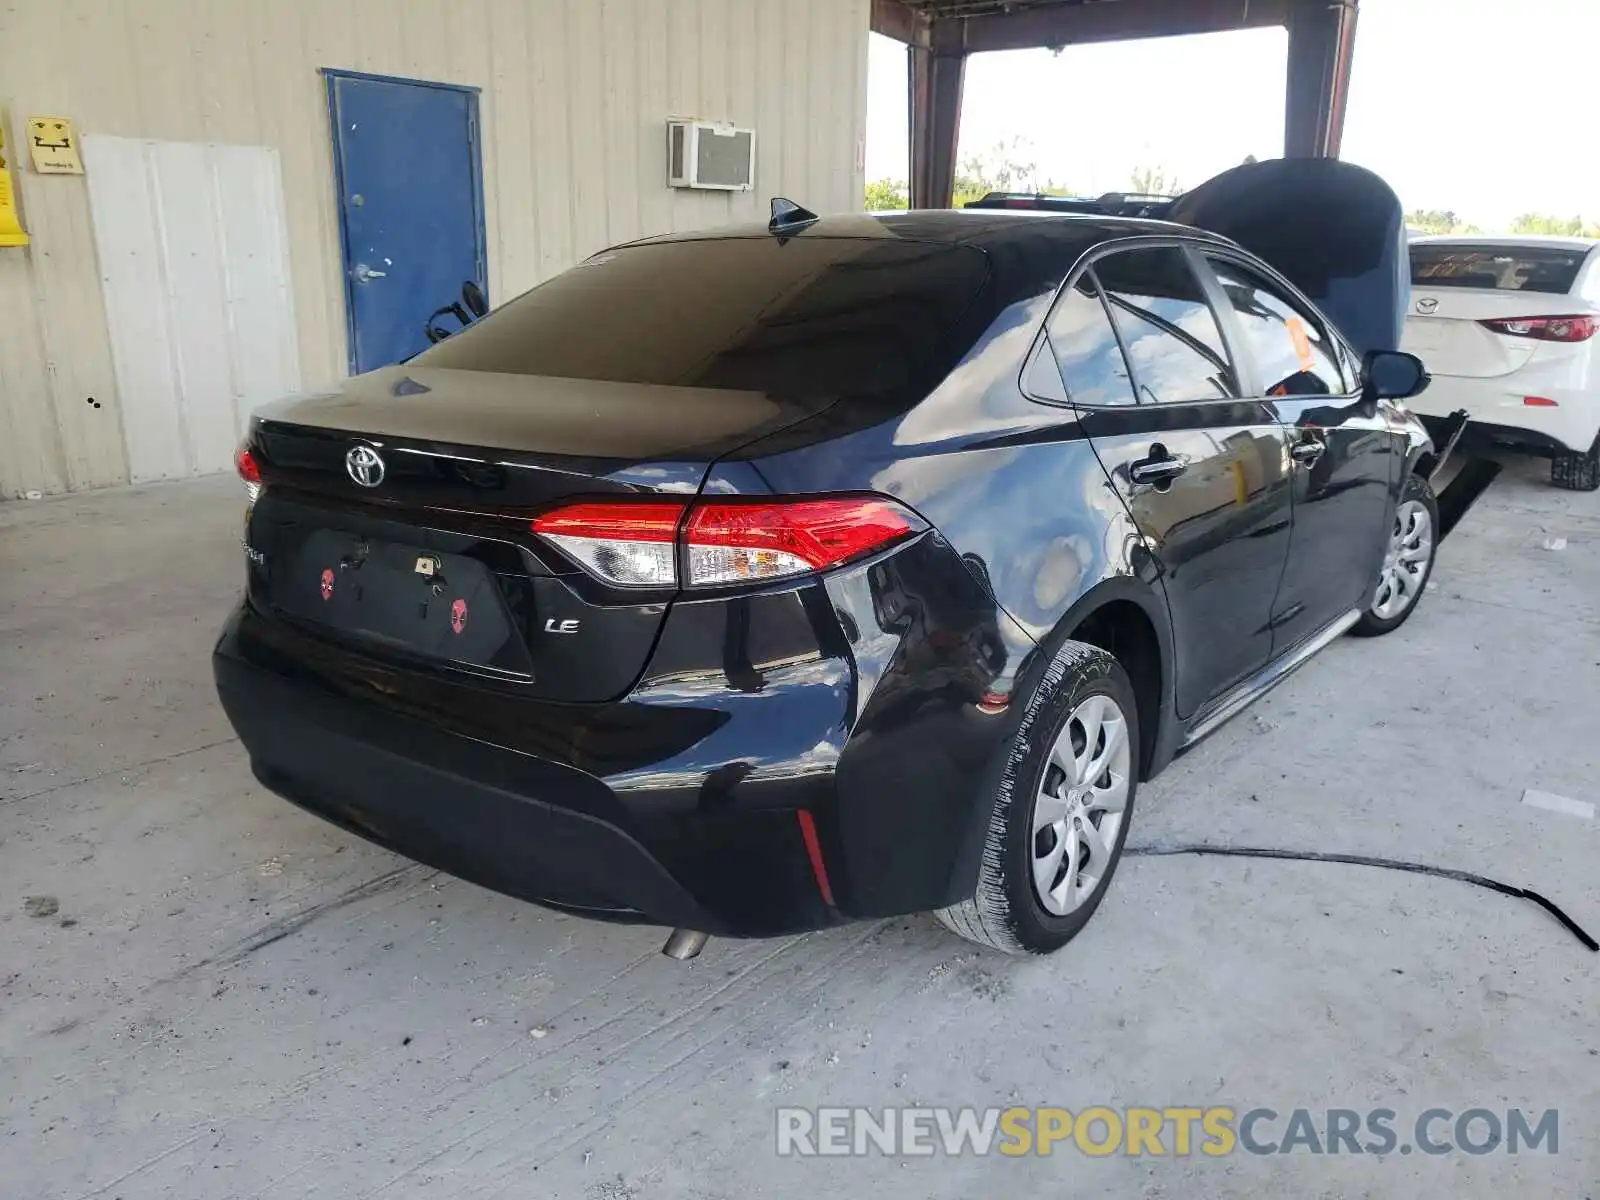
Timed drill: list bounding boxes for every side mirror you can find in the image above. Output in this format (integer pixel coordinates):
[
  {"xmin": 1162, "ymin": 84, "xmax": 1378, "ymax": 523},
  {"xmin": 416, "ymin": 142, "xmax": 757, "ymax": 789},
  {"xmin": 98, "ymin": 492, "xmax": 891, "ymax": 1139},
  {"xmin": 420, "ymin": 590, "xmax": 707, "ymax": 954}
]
[
  {"xmin": 461, "ymin": 281, "xmax": 488, "ymax": 318},
  {"xmin": 1362, "ymin": 349, "xmax": 1430, "ymax": 401}
]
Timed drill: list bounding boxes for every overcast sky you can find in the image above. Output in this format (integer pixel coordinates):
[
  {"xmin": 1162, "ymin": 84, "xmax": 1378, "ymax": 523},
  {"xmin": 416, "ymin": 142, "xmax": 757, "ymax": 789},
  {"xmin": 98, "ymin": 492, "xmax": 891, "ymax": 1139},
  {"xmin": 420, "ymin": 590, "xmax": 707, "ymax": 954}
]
[{"xmin": 865, "ymin": 0, "xmax": 1599, "ymax": 230}]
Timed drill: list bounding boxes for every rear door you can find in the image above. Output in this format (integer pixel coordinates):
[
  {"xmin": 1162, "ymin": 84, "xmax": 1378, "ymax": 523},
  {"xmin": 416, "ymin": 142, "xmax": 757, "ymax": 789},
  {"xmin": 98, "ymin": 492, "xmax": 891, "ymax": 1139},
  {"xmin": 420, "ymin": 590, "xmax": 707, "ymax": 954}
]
[
  {"xmin": 1404, "ymin": 241, "xmax": 1596, "ymax": 379},
  {"xmin": 1047, "ymin": 243, "xmax": 1293, "ymax": 717},
  {"xmin": 1199, "ymin": 252, "xmax": 1396, "ymax": 645}
]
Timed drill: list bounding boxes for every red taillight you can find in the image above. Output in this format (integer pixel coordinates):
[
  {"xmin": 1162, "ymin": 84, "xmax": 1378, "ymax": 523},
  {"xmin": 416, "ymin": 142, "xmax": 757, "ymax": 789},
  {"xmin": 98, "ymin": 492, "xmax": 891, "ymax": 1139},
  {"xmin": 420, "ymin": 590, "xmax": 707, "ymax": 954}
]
[
  {"xmin": 684, "ymin": 498, "xmax": 918, "ymax": 586},
  {"xmin": 235, "ymin": 444, "xmax": 262, "ymax": 500},
  {"xmin": 531, "ymin": 496, "xmax": 923, "ymax": 589},
  {"xmin": 1523, "ymin": 396, "xmax": 1560, "ymax": 407},
  {"xmin": 531, "ymin": 502, "xmax": 685, "ymax": 541},
  {"xmin": 1480, "ymin": 315, "xmax": 1599, "ymax": 342}
]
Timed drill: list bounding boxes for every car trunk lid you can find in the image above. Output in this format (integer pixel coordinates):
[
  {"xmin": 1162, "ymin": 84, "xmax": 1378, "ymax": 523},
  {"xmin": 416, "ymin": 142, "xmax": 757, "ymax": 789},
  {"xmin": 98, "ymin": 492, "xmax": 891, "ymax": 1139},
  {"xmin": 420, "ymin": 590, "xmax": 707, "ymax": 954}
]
[
  {"xmin": 252, "ymin": 364, "xmax": 816, "ymax": 507},
  {"xmin": 1400, "ymin": 290, "xmax": 1553, "ymax": 379},
  {"xmin": 247, "ymin": 370, "xmax": 822, "ymax": 701},
  {"xmin": 1403, "ymin": 240, "xmax": 1596, "ymax": 378}
]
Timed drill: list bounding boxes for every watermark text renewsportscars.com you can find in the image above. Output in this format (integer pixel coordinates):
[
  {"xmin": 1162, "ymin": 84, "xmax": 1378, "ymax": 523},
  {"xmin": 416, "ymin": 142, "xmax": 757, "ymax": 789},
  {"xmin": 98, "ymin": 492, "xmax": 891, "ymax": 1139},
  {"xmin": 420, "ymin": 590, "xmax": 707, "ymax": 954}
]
[{"xmin": 775, "ymin": 1106, "xmax": 1559, "ymax": 1158}]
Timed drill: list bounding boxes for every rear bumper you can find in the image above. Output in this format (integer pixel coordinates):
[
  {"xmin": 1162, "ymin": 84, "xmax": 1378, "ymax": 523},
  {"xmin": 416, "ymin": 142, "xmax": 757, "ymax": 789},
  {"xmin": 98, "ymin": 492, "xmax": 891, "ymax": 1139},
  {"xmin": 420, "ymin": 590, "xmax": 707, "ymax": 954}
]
[
  {"xmin": 214, "ymin": 604, "xmax": 835, "ymax": 936},
  {"xmin": 213, "ymin": 530, "xmax": 1030, "ymax": 936},
  {"xmin": 1406, "ymin": 377, "xmax": 1600, "ymax": 454}
]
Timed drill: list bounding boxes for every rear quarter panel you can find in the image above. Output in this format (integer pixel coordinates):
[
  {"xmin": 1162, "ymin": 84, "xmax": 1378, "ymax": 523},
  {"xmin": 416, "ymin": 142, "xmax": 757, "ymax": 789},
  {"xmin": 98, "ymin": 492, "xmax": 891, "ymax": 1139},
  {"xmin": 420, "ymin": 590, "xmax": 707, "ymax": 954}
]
[{"xmin": 705, "ymin": 292, "xmax": 1178, "ymax": 912}]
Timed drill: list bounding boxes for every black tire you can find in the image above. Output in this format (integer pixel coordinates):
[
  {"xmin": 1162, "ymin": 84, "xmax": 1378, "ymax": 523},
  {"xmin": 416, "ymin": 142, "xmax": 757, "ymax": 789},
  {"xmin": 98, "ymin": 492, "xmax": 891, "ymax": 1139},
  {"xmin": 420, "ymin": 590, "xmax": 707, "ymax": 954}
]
[
  {"xmin": 936, "ymin": 640, "xmax": 1139, "ymax": 955},
  {"xmin": 1551, "ymin": 436, "xmax": 1600, "ymax": 492},
  {"xmin": 1352, "ymin": 473, "xmax": 1439, "ymax": 637}
]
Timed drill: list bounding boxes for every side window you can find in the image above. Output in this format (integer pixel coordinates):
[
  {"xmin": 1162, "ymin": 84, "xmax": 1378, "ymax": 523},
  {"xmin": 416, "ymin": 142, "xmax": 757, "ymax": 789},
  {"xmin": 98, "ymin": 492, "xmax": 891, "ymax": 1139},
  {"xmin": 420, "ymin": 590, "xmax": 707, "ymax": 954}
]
[
  {"xmin": 1093, "ymin": 247, "xmax": 1240, "ymax": 404},
  {"xmin": 1580, "ymin": 251, "xmax": 1600, "ymax": 307},
  {"xmin": 1043, "ymin": 275, "xmax": 1136, "ymax": 406},
  {"xmin": 1206, "ymin": 258, "xmax": 1347, "ymax": 397}
]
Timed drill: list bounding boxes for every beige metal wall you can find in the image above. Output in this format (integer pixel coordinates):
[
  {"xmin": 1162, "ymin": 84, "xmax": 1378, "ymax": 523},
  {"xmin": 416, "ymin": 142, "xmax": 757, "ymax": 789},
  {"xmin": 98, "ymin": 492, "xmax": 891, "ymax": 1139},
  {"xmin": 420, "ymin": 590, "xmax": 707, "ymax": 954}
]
[{"xmin": 0, "ymin": 0, "xmax": 871, "ymax": 497}]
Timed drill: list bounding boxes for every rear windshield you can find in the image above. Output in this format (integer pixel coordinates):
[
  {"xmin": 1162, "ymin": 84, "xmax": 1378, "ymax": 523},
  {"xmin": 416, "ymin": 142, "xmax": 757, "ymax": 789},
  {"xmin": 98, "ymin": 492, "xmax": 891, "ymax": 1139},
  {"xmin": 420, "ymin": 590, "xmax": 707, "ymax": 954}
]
[
  {"xmin": 1410, "ymin": 244, "xmax": 1589, "ymax": 294},
  {"xmin": 415, "ymin": 236, "xmax": 990, "ymax": 404}
]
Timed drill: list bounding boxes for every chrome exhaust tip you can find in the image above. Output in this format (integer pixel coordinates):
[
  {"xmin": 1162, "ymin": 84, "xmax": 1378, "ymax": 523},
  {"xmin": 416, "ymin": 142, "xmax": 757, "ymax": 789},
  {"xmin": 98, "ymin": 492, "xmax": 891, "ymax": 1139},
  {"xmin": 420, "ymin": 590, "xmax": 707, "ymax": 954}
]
[{"xmin": 661, "ymin": 929, "xmax": 709, "ymax": 960}]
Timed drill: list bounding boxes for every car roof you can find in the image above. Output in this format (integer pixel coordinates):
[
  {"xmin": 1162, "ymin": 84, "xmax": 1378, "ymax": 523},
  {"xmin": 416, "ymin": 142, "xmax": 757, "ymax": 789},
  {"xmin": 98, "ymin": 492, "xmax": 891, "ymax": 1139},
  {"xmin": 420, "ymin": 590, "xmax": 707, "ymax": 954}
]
[
  {"xmin": 627, "ymin": 208, "xmax": 1238, "ymax": 257},
  {"xmin": 1410, "ymin": 233, "xmax": 1599, "ymax": 251}
]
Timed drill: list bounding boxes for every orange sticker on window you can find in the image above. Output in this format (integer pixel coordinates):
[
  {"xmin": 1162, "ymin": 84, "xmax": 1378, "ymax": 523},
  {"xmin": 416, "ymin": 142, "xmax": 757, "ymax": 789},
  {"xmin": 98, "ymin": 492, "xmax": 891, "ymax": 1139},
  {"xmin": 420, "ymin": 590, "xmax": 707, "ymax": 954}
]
[{"xmin": 1286, "ymin": 316, "xmax": 1315, "ymax": 371}]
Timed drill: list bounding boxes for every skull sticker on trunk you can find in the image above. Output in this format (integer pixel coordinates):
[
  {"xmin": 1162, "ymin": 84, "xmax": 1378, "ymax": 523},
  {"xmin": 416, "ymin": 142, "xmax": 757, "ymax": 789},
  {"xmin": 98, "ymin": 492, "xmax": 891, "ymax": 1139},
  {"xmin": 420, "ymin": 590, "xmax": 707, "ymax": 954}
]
[
  {"xmin": 320, "ymin": 568, "xmax": 335, "ymax": 601},
  {"xmin": 450, "ymin": 598, "xmax": 468, "ymax": 634}
]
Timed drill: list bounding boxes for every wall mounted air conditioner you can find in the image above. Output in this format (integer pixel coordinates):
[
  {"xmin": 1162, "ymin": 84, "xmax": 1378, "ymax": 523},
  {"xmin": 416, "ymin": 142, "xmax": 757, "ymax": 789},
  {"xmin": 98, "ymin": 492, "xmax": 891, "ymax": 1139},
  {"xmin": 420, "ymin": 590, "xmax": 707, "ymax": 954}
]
[{"xmin": 667, "ymin": 120, "xmax": 755, "ymax": 191}]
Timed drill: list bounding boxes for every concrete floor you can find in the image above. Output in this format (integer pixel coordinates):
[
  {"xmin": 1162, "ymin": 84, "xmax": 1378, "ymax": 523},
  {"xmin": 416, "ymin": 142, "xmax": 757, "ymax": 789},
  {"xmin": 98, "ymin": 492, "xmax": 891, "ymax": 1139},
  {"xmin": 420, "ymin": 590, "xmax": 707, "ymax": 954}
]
[{"xmin": 2, "ymin": 458, "xmax": 1596, "ymax": 1199}]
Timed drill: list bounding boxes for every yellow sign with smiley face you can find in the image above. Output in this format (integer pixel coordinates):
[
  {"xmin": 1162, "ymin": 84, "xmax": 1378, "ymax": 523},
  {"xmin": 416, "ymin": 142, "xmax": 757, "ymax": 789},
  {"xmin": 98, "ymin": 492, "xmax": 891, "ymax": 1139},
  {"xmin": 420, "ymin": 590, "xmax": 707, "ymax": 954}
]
[{"xmin": 27, "ymin": 115, "xmax": 84, "ymax": 174}]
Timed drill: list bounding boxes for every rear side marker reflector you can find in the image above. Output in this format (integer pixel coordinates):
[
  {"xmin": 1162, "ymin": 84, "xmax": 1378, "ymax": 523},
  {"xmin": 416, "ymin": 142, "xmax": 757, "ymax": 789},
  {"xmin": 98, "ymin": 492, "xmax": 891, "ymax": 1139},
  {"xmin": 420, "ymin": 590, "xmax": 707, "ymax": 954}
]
[
  {"xmin": 531, "ymin": 496, "xmax": 924, "ymax": 589},
  {"xmin": 1524, "ymin": 396, "xmax": 1560, "ymax": 407},
  {"xmin": 1481, "ymin": 315, "xmax": 1599, "ymax": 343},
  {"xmin": 795, "ymin": 810, "xmax": 836, "ymax": 908}
]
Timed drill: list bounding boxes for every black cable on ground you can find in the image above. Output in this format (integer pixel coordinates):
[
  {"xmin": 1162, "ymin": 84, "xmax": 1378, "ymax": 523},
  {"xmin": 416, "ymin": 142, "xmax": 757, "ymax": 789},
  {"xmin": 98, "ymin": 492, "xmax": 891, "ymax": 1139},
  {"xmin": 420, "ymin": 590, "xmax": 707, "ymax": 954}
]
[{"xmin": 1124, "ymin": 843, "xmax": 1597, "ymax": 953}]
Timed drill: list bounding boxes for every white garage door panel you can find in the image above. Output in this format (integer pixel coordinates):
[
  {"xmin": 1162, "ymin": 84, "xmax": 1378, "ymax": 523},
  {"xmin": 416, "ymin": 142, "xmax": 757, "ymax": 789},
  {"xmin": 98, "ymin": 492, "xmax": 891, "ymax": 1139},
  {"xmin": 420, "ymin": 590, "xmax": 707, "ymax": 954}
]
[
  {"xmin": 83, "ymin": 136, "xmax": 300, "ymax": 483},
  {"xmin": 211, "ymin": 145, "xmax": 300, "ymax": 433},
  {"xmin": 149, "ymin": 142, "xmax": 236, "ymax": 478},
  {"xmin": 83, "ymin": 137, "xmax": 187, "ymax": 483}
]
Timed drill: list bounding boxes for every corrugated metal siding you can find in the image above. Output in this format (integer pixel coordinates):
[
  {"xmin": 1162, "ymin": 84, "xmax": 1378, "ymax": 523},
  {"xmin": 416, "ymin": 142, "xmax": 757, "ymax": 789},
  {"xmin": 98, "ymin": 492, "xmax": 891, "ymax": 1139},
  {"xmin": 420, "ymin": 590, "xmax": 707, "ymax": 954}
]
[{"xmin": 0, "ymin": 0, "xmax": 870, "ymax": 497}]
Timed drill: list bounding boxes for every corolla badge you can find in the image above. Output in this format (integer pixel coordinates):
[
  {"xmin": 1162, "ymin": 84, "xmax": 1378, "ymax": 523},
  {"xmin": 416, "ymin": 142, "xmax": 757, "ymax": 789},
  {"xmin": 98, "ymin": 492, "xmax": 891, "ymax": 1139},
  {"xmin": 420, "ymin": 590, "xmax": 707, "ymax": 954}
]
[
  {"xmin": 345, "ymin": 444, "xmax": 385, "ymax": 487},
  {"xmin": 1415, "ymin": 297, "xmax": 1439, "ymax": 315}
]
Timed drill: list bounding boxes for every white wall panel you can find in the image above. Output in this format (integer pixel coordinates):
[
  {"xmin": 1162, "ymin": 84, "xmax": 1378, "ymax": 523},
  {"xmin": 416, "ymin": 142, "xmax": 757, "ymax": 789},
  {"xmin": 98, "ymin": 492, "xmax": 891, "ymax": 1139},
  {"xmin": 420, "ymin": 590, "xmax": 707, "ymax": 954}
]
[
  {"xmin": 0, "ymin": 0, "xmax": 871, "ymax": 496},
  {"xmin": 81, "ymin": 136, "xmax": 186, "ymax": 483},
  {"xmin": 149, "ymin": 140, "xmax": 237, "ymax": 477},
  {"xmin": 211, "ymin": 145, "xmax": 302, "ymax": 437},
  {"xmin": 83, "ymin": 136, "xmax": 299, "ymax": 483}
]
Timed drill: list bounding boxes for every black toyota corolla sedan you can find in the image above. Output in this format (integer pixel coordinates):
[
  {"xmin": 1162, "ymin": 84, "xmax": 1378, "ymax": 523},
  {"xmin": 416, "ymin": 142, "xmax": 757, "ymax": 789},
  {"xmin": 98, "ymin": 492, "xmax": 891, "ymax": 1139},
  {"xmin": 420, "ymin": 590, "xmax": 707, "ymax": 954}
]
[{"xmin": 216, "ymin": 159, "xmax": 1439, "ymax": 956}]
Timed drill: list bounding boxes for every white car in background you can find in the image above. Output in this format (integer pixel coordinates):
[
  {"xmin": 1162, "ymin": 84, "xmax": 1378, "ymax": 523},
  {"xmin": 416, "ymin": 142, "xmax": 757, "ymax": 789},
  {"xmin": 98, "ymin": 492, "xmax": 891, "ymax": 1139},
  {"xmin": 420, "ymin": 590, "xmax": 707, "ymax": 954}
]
[{"xmin": 1403, "ymin": 236, "xmax": 1600, "ymax": 490}]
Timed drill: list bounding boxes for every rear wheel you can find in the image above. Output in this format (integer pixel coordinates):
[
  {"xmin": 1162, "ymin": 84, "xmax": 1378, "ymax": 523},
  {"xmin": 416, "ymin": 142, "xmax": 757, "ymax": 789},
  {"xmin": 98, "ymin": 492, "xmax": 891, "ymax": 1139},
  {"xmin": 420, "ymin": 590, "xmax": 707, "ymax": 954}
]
[
  {"xmin": 1352, "ymin": 473, "xmax": 1438, "ymax": 637},
  {"xmin": 1551, "ymin": 435, "xmax": 1600, "ymax": 492},
  {"xmin": 936, "ymin": 641, "xmax": 1138, "ymax": 955}
]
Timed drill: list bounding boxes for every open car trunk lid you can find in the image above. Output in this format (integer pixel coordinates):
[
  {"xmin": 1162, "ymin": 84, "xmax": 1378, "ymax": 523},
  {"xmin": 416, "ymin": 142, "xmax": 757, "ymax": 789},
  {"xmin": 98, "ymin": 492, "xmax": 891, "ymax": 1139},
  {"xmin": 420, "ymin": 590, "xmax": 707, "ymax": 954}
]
[
  {"xmin": 1168, "ymin": 158, "xmax": 1409, "ymax": 359},
  {"xmin": 243, "ymin": 231, "xmax": 991, "ymax": 701}
]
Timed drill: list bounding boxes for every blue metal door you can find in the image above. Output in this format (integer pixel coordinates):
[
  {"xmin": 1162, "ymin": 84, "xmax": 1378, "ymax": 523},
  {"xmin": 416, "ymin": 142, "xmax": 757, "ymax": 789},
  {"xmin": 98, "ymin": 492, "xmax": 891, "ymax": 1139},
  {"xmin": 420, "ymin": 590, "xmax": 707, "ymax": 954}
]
[{"xmin": 326, "ymin": 70, "xmax": 486, "ymax": 374}]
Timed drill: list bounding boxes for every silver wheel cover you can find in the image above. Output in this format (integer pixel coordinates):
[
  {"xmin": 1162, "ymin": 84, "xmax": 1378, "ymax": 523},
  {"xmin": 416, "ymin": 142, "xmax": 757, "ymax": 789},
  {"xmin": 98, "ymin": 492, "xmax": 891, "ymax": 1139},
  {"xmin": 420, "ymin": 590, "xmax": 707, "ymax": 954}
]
[
  {"xmin": 1031, "ymin": 693, "xmax": 1132, "ymax": 916},
  {"xmin": 1372, "ymin": 498, "xmax": 1433, "ymax": 620}
]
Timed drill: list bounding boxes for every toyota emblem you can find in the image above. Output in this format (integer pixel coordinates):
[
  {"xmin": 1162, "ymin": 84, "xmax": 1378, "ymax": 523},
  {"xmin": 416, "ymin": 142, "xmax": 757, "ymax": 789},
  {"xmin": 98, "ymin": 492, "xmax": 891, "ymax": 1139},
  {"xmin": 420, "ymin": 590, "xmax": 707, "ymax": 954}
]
[
  {"xmin": 1415, "ymin": 297, "xmax": 1439, "ymax": 315},
  {"xmin": 345, "ymin": 444, "xmax": 385, "ymax": 487}
]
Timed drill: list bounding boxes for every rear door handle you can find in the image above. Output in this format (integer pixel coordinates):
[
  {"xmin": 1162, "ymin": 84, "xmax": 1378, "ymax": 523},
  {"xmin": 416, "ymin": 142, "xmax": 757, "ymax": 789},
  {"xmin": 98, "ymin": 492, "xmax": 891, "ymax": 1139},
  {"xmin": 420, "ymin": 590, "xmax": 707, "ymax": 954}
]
[
  {"xmin": 1130, "ymin": 446, "xmax": 1190, "ymax": 486},
  {"xmin": 1291, "ymin": 438, "xmax": 1326, "ymax": 466}
]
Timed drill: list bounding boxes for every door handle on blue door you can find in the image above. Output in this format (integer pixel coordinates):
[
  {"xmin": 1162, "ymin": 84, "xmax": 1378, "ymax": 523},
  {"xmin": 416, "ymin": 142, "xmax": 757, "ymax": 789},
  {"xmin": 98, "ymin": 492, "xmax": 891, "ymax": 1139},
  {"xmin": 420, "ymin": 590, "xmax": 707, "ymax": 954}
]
[
  {"xmin": 1130, "ymin": 445, "xmax": 1190, "ymax": 488},
  {"xmin": 353, "ymin": 263, "xmax": 387, "ymax": 283}
]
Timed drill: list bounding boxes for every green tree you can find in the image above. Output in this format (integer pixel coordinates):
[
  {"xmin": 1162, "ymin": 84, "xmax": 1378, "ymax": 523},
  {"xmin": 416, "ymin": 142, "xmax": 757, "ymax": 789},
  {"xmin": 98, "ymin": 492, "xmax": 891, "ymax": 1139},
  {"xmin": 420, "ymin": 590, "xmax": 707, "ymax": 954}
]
[
  {"xmin": 1407, "ymin": 209, "xmax": 1466, "ymax": 235},
  {"xmin": 1510, "ymin": 213, "xmax": 1586, "ymax": 236},
  {"xmin": 950, "ymin": 137, "xmax": 1067, "ymax": 207},
  {"xmin": 1128, "ymin": 165, "xmax": 1183, "ymax": 198},
  {"xmin": 865, "ymin": 178, "xmax": 909, "ymax": 211}
]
